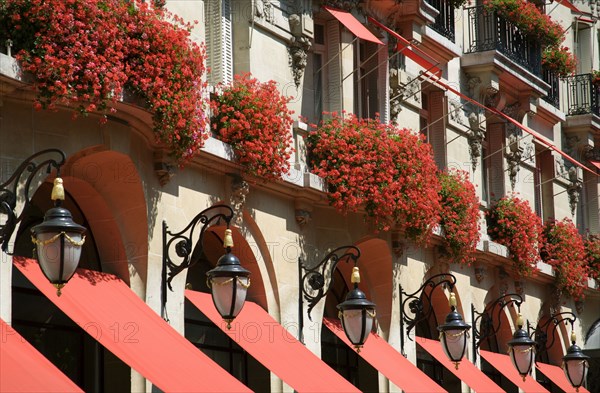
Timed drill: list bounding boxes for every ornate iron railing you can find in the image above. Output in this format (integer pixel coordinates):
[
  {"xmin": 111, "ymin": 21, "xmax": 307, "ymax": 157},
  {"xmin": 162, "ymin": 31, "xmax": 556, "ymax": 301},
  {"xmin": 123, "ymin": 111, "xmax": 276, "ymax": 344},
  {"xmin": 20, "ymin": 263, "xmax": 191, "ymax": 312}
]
[
  {"xmin": 465, "ymin": 5, "xmax": 541, "ymax": 75},
  {"xmin": 542, "ymin": 68, "xmax": 560, "ymax": 108},
  {"xmin": 425, "ymin": 0, "xmax": 455, "ymax": 42},
  {"xmin": 565, "ymin": 73, "xmax": 600, "ymax": 116}
]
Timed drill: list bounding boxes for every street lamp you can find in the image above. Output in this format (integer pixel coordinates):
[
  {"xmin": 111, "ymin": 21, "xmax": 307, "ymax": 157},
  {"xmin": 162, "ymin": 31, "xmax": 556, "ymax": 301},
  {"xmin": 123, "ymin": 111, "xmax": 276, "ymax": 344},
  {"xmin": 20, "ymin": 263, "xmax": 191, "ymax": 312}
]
[
  {"xmin": 299, "ymin": 246, "xmax": 376, "ymax": 352},
  {"xmin": 399, "ymin": 273, "xmax": 470, "ymax": 368},
  {"xmin": 562, "ymin": 330, "xmax": 590, "ymax": 392},
  {"xmin": 438, "ymin": 292, "xmax": 471, "ymax": 369},
  {"xmin": 0, "ymin": 149, "xmax": 86, "ymax": 296},
  {"xmin": 507, "ymin": 314, "xmax": 536, "ymax": 381},
  {"xmin": 162, "ymin": 205, "xmax": 250, "ymax": 328}
]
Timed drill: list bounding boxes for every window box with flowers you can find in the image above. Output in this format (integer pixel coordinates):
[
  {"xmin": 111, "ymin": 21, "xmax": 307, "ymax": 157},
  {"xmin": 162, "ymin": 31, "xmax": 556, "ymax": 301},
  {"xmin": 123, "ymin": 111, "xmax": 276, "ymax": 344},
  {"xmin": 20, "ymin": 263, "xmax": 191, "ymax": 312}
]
[
  {"xmin": 487, "ymin": 195, "xmax": 543, "ymax": 276},
  {"xmin": 584, "ymin": 234, "xmax": 600, "ymax": 285},
  {"xmin": 210, "ymin": 74, "xmax": 294, "ymax": 181},
  {"xmin": 542, "ymin": 46, "xmax": 577, "ymax": 77},
  {"xmin": 307, "ymin": 113, "xmax": 441, "ymax": 244},
  {"xmin": 541, "ymin": 219, "xmax": 589, "ymax": 301},
  {"xmin": 0, "ymin": 0, "xmax": 209, "ymax": 164},
  {"xmin": 438, "ymin": 170, "xmax": 481, "ymax": 265},
  {"xmin": 591, "ymin": 70, "xmax": 600, "ymax": 86}
]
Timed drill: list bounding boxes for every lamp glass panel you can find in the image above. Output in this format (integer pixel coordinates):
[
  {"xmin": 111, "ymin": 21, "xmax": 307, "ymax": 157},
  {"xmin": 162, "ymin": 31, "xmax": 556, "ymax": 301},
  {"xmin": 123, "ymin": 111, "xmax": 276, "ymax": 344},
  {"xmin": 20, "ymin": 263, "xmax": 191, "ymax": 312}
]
[
  {"xmin": 510, "ymin": 345, "xmax": 534, "ymax": 376},
  {"xmin": 563, "ymin": 359, "xmax": 588, "ymax": 387},
  {"xmin": 211, "ymin": 276, "xmax": 249, "ymax": 318},
  {"xmin": 342, "ymin": 309, "xmax": 372, "ymax": 345},
  {"xmin": 36, "ymin": 232, "xmax": 83, "ymax": 282},
  {"xmin": 441, "ymin": 329, "xmax": 467, "ymax": 361}
]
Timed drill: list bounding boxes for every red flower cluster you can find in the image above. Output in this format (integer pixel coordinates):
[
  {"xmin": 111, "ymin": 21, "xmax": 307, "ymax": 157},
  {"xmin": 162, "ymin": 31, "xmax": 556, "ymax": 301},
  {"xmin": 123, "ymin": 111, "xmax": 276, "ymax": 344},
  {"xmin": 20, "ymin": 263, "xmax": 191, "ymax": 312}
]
[
  {"xmin": 542, "ymin": 219, "xmax": 589, "ymax": 301},
  {"xmin": 584, "ymin": 234, "xmax": 600, "ymax": 281},
  {"xmin": 542, "ymin": 46, "xmax": 577, "ymax": 77},
  {"xmin": 307, "ymin": 113, "xmax": 441, "ymax": 243},
  {"xmin": 591, "ymin": 70, "xmax": 600, "ymax": 86},
  {"xmin": 210, "ymin": 74, "xmax": 294, "ymax": 180},
  {"xmin": 0, "ymin": 0, "xmax": 208, "ymax": 163},
  {"xmin": 438, "ymin": 170, "xmax": 481, "ymax": 265},
  {"xmin": 484, "ymin": 0, "xmax": 564, "ymax": 48},
  {"xmin": 487, "ymin": 195, "xmax": 542, "ymax": 276}
]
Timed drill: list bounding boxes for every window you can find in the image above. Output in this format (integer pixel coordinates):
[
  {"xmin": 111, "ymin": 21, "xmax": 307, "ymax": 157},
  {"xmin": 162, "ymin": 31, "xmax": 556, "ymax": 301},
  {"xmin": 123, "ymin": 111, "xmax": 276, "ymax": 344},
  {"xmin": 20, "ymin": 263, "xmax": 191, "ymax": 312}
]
[
  {"xmin": 205, "ymin": 0, "xmax": 233, "ymax": 85},
  {"xmin": 533, "ymin": 147, "xmax": 555, "ymax": 222},
  {"xmin": 353, "ymin": 41, "xmax": 380, "ymax": 119},
  {"xmin": 420, "ymin": 88, "xmax": 447, "ymax": 169}
]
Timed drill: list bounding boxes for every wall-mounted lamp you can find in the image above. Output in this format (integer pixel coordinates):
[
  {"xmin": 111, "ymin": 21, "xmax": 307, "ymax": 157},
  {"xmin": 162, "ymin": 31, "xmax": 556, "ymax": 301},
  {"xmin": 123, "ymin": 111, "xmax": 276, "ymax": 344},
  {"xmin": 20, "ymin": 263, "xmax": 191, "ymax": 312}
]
[
  {"xmin": 472, "ymin": 293, "xmax": 523, "ymax": 363},
  {"xmin": 162, "ymin": 204, "xmax": 250, "ymax": 328},
  {"xmin": 529, "ymin": 312, "xmax": 589, "ymax": 391},
  {"xmin": 299, "ymin": 246, "xmax": 376, "ymax": 352},
  {"xmin": 0, "ymin": 149, "xmax": 86, "ymax": 296},
  {"xmin": 507, "ymin": 314, "xmax": 536, "ymax": 381},
  {"xmin": 399, "ymin": 273, "xmax": 470, "ymax": 368}
]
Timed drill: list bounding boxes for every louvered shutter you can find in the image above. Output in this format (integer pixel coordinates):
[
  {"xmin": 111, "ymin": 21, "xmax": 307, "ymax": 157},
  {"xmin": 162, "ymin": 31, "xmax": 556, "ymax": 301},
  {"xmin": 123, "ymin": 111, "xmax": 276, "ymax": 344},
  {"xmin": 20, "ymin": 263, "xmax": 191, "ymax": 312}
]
[
  {"xmin": 205, "ymin": 0, "xmax": 233, "ymax": 85},
  {"xmin": 585, "ymin": 171, "xmax": 599, "ymax": 232},
  {"xmin": 378, "ymin": 43, "xmax": 389, "ymax": 123},
  {"xmin": 488, "ymin": 123, "xmax": 506, "ymax": 200},
  {"xmin": 325, "ymin": 20, "xmax": 342, "ymax": 114},
  {"xmin": 428, "ymin": 90, "xmax": 447, "ymax": 169}
]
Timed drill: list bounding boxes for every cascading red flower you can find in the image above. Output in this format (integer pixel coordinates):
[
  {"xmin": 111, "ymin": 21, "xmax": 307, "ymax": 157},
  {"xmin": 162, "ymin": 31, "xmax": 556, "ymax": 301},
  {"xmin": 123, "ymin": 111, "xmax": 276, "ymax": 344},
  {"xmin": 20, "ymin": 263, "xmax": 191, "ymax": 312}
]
[
  {"xmin": 0, "ymin": 0, "xmax": 208, "ymax": 164},
  {"xmin": 307, "ymin": 112, "xmax": 441, "ymax": 243},
  {"xmin": 210, "ymin": 74, "xmax": 294, "ymax": 181},
  {"xmin": 585, "ymin": 234, "xmax": 600, "ymax": 281},
  {"xmin": 438, "ymin": 170, "xmax": 481, "ymax": 265},
  {"xmin": 487, "ymin": 195, "xmax": 542, "ymax": 276},
  {"xmin": 541, "ymin": 219, "xmax": 589, "ymax": 301}
]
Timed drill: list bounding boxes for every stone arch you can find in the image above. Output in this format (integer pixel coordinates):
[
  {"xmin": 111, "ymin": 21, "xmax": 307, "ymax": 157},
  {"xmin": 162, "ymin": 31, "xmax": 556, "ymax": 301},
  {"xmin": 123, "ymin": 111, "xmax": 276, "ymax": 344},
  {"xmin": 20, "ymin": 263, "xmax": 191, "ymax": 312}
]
[{"xmin": 61, "ymin": 147, "xmax": 148, "ymax": 296}]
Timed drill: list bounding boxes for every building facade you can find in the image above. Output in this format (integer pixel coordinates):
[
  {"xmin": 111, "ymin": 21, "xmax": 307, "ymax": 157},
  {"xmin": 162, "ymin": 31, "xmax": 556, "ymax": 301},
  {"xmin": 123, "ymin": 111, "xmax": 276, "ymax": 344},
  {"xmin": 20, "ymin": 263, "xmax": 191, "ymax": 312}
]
[{"xmin": 1, "ymin": 0, "xmax": 599, "ymax": 392}]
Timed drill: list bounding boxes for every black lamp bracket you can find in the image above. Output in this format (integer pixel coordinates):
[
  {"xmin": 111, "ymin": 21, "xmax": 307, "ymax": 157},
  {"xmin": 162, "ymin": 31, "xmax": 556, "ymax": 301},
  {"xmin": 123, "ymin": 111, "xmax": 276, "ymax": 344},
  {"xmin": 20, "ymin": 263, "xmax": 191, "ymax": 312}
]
[
  {"xmin": 399, "ymin": 273, "xmax": 457, "ymax": 356},
  {"xmin": 0, "ymin": 149, "xmax": 65, "ymax": 254},
  {"xmin": 297, "ymin": 245, "xmax": 360, "ymax": 343},
  {"xmin": 528, "ymin": 311, "xmax": 577, "ymax": 357},
  {"xmin": 472, "ymin": 293, "xmax": 523, "ymax": 362},
  {"xmin": 162, "ymin": 204, "xmax": 234, "ymax": 308}
]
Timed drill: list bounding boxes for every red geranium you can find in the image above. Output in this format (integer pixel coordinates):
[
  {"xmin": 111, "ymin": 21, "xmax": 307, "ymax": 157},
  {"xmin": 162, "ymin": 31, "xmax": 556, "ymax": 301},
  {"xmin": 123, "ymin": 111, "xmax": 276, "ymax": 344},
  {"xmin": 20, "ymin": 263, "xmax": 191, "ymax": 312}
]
[
  {"xmin": 0, "ymin": 0, "xmax": 209, "ymax": 164},
  {"xmin": 307, "ymin": 112, "xmax": 441, "ymax": 243},
  {"xmin": 438, "ymin": 170, "xmax": 481, "ymax": 265},
  {"xmin": 210, "ymin": 74, "xmax": 294, "ymax": 180},
  {"xmin": 541, "ymin": 219, "xmax": 589, "ymax": 300},
  {"xmin": 584, "ymin": 234, "xmax": 600, "ymax": 282},
  {"xmin": 487, "ymin": 195, "xmax": 542, "ymax": 276}
]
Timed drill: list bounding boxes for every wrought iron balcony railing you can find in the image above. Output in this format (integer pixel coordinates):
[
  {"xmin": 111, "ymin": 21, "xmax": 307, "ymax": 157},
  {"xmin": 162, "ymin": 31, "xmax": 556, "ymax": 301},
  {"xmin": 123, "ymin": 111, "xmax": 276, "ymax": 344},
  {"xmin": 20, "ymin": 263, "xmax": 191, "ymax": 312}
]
[
  {"xmin": 465, "ymin": 5, "xmax": 541, "ymax": 75},
  {"xmin": 542, "ymin": 69, "xmax": 560, "ymax": 108},
  {"xmin": 425, "ymin": 0, "xmax": 455, "ymax": 42},
  {"xmin": 565, "ymin": 73, "xmax": 600, "ymax": 116}
]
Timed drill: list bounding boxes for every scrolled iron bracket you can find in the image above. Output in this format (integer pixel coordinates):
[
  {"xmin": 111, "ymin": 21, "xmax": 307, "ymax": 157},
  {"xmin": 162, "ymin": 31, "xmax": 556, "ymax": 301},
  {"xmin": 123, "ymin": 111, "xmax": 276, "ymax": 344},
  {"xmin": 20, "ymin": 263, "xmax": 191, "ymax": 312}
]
[
  {"xmin": 399, "ymin": 273, "xmax": 457, "ymax": 356},
  {"xmin": 471, "ymin": 293, "xmax": 523, "ymax": 362},
  {"xmin": 528, "ymin": 311, "xmax": 577, "ymax": 362},
  {"xmin": 161, "ymin": 204, "xmax": 234, "ymax": 306},
  {"xmin": 0, "ymin": 149, "xmax": 66, "ymax": 253}
]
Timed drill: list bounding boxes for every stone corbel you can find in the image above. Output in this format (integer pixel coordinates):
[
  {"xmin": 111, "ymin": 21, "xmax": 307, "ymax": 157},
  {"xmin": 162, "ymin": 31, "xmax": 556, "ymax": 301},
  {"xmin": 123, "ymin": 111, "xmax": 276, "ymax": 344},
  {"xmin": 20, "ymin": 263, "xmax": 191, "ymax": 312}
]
[
  {"xmin": 294, "ymin": 199, "xmax": 313, "ymax": 227},
  {"xmin": 474, "ymin": 265, "xmax": 486, "ymax": 283},
  {"xmin": 153, "ymin": 151, "xmax": 175, "ymax": 186},
  {"xmin": 567, "ymin": 166, "xmax": 582, "ymax": 216},
  {"xmin": 505, "ymin": 133, "xmax": 523, "ymax": 190},
  {"xmin": 468, "ymin": 112, "xmax": 485, "ymax": 170},
  {"xmin": 289, "ymin": 14, "xmax": 312, "ymax": 88},
  {"xmin": 391, "ymin": 230, "xmax": 406, "ymax": 257}
]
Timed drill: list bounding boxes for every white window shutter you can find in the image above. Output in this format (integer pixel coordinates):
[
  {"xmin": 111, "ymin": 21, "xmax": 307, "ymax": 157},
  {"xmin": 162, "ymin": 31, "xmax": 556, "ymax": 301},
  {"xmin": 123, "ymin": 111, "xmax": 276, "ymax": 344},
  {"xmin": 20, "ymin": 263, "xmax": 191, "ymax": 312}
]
[
  {"xmin": 378, "ymin": 44, "xmax": 389, "ymax": 123},
  {"xmin": 585, "ymin": 171, "xmax": 599, "ymax": 233},
  {"xmin": 205, "ymin": 0, "xmax": 233, "ymax": 85},
  {"xmin": 428, "ymin": 90, "xmax": 447, "ymax": 169},
  {"xmin": 325, "ymin": 20, "xmax": 342, "ymax": 114},
  {"xmin": 488, "ymin": 123, "xmax": 506, "ymax": 200}
]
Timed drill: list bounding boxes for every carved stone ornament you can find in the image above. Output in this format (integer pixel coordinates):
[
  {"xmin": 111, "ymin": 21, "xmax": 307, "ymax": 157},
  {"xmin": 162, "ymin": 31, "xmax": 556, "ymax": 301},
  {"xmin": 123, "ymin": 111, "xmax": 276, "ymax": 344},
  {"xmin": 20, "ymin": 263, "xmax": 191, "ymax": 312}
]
[
  {"xmin": 321, "ymin": 0, "xmax": 359, "ymax": 11},
  {"xmin": 583, "ymin": 145, "xmax": 600, "ymax": 161},
  {"xmin": 474, "ymin": 266, "xmax": 486, "ymax": 283},
  {"xmin": 575, "ymin": 299, "xmax": 584, "ymax": 314},
  {"xmin": 295, "ymin": 209, "xmax": 312, "ymax": 226},
  {"xmin": 289, "ymin": 14, "xmax": 312, "ymax": 88},
  {"xmin": 389, "ymin": 68, "xmax": 403, "ymax": 122},
  {"xmin": 466, "ymin": 75, "xmax": 481, "ymax": 98},
  {"xmin": 468, "ymin": 112, "xmax": 485, "ymax": 170},
  {"xmin": 567, "ymin": 166, "xmax": 582, "ymax": 216},
  {"xmin": 505, "ymin": 133, "xmax": 523, "ymax": 190},
  {"xmin": 154, "ymin": 151, "xmax": 175, "ymax": 186},
  {"xmin": 230, "ymin": 176, "xmax": 250, "ymax": 226},
  {"xmin": 255, "ymin": 0, "xmax": 274, "ymax": 23}
]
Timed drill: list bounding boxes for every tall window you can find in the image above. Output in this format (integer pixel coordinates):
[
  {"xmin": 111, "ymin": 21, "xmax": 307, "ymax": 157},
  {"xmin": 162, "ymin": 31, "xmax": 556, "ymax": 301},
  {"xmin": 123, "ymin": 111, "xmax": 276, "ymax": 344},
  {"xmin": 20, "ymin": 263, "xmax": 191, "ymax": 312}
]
[
  {"xmin": 420, "ymin": 87, "xmax": 447, "ymax": 169},
  {"xmin": 533, "ymin": 147, "xmax": 554, "ymax": 222},
  {"xmin": 353, "ymin": 41, "xmax": 380, "ymax": 119},
  {"xmin": 205, "ymin": 0, "xmax": 233, "ymax": 85}
]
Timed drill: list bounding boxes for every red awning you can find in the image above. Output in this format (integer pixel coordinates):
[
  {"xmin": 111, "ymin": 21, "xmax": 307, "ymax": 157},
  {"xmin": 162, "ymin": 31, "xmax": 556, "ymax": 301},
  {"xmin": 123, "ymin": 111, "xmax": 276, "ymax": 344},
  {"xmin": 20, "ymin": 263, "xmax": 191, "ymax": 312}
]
[
  {"xmin": 14, "ymin": 257, "xmax": 250, "ymax": 393},
  {"xmin": 0, "ymin": 318, "xmax": 83, "ymax": 393},
  {"xmin": 536, "ymin": 362, "xmax": 590, "ymax": 393},
  {"xmin": 480, "ymin": 350, "xmax": 549, "ymax": 392},
  {"xmin": 323, "ymin": 319, "xmax": 447, "ymax": 393},
  {"xmin": 590, "ymin": 160, "xmax": 600, "ymax": 171},
  {"xmin": 417, "ymin": 337, "xmax": 503, "ymax": 392},
  {"xmin": 367, "ymin": 16, "xmax": 442, "ymax": 77},
  {"xmin": 185, "ymin": 291, "xmax": 359, "ymax": 393},
  {"xmin": 325, "ymin": 7, "xmax": 383, "ymax": 45},
  {"xmin": 557, "ymin": 0, "xmax": 583, "ymax": 13}
]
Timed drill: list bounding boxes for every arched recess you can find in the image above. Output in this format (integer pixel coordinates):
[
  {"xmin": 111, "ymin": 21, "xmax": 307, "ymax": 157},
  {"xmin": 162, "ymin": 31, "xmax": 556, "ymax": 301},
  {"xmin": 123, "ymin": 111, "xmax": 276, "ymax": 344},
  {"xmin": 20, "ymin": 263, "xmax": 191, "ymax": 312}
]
[
  {"xmin": 534, "ymin": 314, "xmax": 570, "ymax": 366},
  {"xmin": 353, "ymin": 237, "xmax": 393, "ymax": 335},
  {"xmin": 61, "ymin": 148, "xmax": 148, "ymax": 293}
]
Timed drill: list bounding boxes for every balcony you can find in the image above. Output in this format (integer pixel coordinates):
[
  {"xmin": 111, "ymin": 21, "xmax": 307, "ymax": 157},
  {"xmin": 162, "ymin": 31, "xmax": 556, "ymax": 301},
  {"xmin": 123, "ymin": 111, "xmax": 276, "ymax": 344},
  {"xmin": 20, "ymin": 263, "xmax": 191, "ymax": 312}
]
[
  {"xmin": 424, "ymin": 0, "xmax": 455, "ymax": 42},
  {"xmin": 542, "ymin": 69, "xmax": 560, "ymax": 109},
  {"xmin": 465, "ymin": 5, "xmax": 541, "ymax": 75},
  {"xmin": 565, "ymin": 74, "xmax": 599, "ymax": 116}
]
